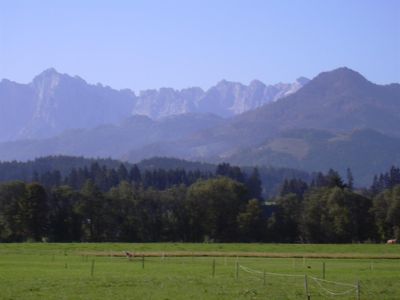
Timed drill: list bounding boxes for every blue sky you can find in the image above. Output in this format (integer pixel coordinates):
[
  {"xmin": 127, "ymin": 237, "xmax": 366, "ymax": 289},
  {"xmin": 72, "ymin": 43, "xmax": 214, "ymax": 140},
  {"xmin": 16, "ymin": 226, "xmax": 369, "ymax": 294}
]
[{"xmin": 0, "ymin": 0, "xmax": 399, "ymax": 91}]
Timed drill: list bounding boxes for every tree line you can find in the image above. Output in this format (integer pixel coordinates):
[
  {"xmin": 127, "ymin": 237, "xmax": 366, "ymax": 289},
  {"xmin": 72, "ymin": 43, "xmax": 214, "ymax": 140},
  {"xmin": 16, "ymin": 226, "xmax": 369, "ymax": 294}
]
[
  {"xmin": 0, "ymin": 163, "xmax": 399, "ymax": 243},
  {"xmin": 0, "ymin": 155, "xmax": 311, "ymax": 198},
  {"xmin": 272, "ymin": 168, "xmax": 400, "ymax": 243}
]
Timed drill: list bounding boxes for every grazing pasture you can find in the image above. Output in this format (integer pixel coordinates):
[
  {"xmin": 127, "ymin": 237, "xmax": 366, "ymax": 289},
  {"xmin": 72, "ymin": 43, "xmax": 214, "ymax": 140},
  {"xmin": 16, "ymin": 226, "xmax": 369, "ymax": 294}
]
[{"xmin": 0, "ymin": 243, "xmax": 399, "ymax": 299}]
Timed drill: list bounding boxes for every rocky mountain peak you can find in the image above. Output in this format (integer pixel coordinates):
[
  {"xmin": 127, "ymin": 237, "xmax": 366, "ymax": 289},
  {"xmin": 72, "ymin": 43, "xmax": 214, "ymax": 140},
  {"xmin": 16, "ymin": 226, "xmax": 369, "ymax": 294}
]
[
  {"xmin": 249, "ymin": 79, "xmax": 266, "ymax": 88},
  {"xmin": 32, "ymin": 68, "xmax": 61, "ymax": 82}
]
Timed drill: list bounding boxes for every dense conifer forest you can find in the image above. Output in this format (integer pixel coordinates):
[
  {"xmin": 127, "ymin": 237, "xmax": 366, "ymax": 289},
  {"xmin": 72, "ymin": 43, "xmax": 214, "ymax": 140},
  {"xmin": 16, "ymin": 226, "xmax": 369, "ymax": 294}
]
[{"xmin": 0, "ymin": 157, "xmax": 399, "ymax": 243}]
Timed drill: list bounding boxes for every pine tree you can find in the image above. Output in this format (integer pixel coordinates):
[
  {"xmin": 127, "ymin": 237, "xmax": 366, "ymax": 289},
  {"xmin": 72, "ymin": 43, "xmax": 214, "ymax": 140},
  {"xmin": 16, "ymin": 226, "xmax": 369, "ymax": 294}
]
[
  {"xmin": 117, "ymin": 164, "xmax": 129, "ymax": 182},
  {"xmin": 246, "ymin": 168, "xmax": 262, "ymax": 200},
  {"xmin": 346, "ymin": 168, "xmax": 354, "ymax": 190},
  {"xmin": 129, "ymin": 165, "xmax": 141, "ymax": 183}
]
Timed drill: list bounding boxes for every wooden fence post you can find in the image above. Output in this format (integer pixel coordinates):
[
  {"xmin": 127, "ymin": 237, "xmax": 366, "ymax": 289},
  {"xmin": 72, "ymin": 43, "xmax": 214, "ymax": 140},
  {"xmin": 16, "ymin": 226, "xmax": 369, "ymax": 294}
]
[
  {"xmin": 212, "ymin": 259, "xmax": 216, "ymax": 277},
  {"xmin": 356, "ymin": 280, "xmax": 360, "ymax": 300},
  {"xmin": 304, "ymin": 274, "xmax": 310, "ymax": 300},
  {"xmin": 263, "ymin": 269, "xmax": 266, "ymax": 286},
  {"xmin": 91, "ymin": 259, "xmax": 95, "ymax": 276},
  {"xmin": 235, "ymin": 261, "xmax": 239, "ymax": 280}
]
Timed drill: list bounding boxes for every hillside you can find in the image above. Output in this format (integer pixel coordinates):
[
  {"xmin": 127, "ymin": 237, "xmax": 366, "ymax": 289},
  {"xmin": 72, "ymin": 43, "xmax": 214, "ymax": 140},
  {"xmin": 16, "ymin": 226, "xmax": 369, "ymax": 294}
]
[
  {"xmin": 0, "ymin": 113, "xmax": 223, "ymax": 161},
  {"xmin": 227, "ymin": 128, "xmax": 400, "ymax": 185}
]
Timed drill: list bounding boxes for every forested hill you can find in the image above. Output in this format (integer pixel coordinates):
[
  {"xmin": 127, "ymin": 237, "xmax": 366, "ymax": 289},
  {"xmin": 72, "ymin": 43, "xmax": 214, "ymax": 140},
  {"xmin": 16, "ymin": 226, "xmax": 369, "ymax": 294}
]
[
  {"xmin": 0, "ymin": 156, "xmax": 127, "ymax": 182},
  {"xmin": 0, "ymin": 155, "xmax": 310, "ymax": 198}
]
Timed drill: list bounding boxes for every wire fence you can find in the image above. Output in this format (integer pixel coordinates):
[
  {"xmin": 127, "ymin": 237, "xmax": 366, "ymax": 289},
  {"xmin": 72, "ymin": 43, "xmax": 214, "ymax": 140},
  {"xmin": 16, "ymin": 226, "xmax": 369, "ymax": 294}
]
[
  {"xmin": 238, "ymin": 263, "xmax": 360, "ymax": 299},
  {"xmin": 98, "ymin": 254, "xmax": 376, "ymax": 299},
  {"xmin": 4, "ymin": 249, "xmax": 392, "ymax": 299},
  {"xmin": 310, "ymin": 276, "xmax": 357, "ymax": 296}
]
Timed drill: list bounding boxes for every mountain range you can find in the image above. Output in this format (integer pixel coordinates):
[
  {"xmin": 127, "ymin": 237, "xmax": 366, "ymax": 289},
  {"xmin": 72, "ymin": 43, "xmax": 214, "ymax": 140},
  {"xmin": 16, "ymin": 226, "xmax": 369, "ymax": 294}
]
[
  {"xmin": 0, "ymin": 68, "xmax": 307, "ymax": 142},
  {"xmin": 0, "ymin": 67, "xmax": 399, "ymax": 186},
  {"xmin": 133, "ymin": 77, "xmax": 309, "ymax": 119}
]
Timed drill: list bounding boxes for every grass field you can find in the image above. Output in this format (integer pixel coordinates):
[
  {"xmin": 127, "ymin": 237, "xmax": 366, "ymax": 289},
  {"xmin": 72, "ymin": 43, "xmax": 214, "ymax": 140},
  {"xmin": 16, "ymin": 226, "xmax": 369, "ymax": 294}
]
[{"xmin": 0, "ymin": 243, "xmax": 399, "ymax": 299}]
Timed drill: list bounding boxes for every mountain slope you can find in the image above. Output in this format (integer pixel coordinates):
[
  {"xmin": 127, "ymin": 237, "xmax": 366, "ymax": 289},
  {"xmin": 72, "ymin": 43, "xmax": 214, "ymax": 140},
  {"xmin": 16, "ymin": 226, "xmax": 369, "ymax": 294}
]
[
  {"xmin": 175, "ymin": 67, "xmax": 400, "ymax": 158},
  {"xmin": 0, "ymin": 113, "xmax": 224, "ymax": 161},
  {"xmin": 232, "ymin": 67, "xmax": 400, "ymax": 137},
  {"xmin": 227, "ymin": 128, "xmax": 400, "ymax": 185},
  {"xmin": 0, "ymin": 80, "xmax": 36, "ymax": 142}
]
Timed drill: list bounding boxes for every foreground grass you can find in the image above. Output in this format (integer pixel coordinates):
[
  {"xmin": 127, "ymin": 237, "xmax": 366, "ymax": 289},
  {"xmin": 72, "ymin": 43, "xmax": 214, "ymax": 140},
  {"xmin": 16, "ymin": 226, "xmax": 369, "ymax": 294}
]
[{"xmin": 0, "ymin": 244, "xmax": 399, "ymax": 299}]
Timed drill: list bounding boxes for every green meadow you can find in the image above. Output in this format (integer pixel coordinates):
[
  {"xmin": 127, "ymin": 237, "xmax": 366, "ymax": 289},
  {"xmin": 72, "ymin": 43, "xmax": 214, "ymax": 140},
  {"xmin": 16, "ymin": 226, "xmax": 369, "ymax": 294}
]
[{"xmin": 0, "ymin": 243, "xmax": 399, "ymax": 299}]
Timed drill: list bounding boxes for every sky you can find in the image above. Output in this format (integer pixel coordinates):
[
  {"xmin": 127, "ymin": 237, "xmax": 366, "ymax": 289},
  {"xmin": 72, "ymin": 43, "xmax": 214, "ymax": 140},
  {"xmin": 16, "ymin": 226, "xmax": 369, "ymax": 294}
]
[{"xmin": 0, "ymin": 0, "xmax": 399, "ymax": 91}]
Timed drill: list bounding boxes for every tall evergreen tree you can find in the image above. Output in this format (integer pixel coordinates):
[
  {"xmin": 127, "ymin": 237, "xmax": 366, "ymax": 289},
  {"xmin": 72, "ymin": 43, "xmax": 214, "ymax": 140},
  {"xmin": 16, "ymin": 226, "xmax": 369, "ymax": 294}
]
[
  {"xmin": 346, "ymin": 168, "xmax": 354, "ymax": 190},
  {"xmin": 17, "ymin": 183, "xmax": 49, "ymax": 241},
  {"xmin": 246, "ymin": 168, "xmax": 263, "ymax": 200}
]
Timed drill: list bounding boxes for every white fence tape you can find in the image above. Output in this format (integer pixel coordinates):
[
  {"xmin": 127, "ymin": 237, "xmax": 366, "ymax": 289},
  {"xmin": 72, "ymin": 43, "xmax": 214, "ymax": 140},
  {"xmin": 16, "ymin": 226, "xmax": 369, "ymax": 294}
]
[
  {"xmin": 311, "ymin": 277, "xmax": 356, "ymax": 296},
  {"xmin": 239, "ymin": 264, "xmax": 304, "ymax": 278},
  {"xmin": 239, "ymin": 264, "xmax": 358, "ymax": 297}
]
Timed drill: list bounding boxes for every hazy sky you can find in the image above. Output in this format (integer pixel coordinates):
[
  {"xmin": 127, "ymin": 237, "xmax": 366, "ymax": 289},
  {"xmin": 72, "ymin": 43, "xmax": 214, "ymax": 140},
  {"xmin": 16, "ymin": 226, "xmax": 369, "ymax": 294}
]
[{"xmin": 0, "ymin": 0, "xmax": 399, "ymax": 91}]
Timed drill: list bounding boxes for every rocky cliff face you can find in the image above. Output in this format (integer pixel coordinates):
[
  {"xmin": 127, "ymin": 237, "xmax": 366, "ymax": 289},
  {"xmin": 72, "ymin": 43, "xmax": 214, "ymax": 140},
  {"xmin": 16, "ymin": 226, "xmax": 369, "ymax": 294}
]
[
  {"xmin": 131, "ymin": 77, "xmax": 309, "ymax": 118},
  {"xmin": 0, "ymin": 68, "xmax": 135, "ymax": 141},
  {"xmin": 133, "ymin": 87, "xmax": 203, "ymax": 117},
  {"xmin": 18, "ymin": 68, "xmax": 135, "ymax": 139},
  {"xmin": 0, "ymin": 68, "xmax": 308, "ymax": 141}
]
